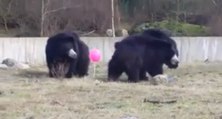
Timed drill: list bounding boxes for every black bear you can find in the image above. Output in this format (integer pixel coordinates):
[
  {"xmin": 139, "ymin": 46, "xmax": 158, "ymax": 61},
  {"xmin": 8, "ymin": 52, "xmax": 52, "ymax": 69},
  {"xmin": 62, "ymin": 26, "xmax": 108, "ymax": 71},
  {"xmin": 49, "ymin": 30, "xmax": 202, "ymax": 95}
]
[
  {"xmin": 108, "ymin": 29, "xmax": 179, "ymax": 82},
  {"xmin": 45, "ymin": 32, "xmax": 89, "ymax": 78}
]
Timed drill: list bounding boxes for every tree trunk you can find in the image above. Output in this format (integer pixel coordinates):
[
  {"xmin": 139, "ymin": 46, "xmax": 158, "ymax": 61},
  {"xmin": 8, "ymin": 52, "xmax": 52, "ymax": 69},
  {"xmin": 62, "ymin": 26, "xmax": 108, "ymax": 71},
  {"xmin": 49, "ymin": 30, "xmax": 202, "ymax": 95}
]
[
  {"xmin": 111, "ymin": 0, "xmax": 115, "ymax": 37},
  {"xmin": 176, "ymin": 0, "xmax": 180, "ymax": 23},
  {"xmin": 3, "ymin": 16, "xmax": 8, "ymax": 31},
  {"xmin": 115, "ymin": 0, "xmax": 121, "ymax": 30},
  {"xmin": 40, "ymin": 0, "xmax": 45, "ymax": 37}
]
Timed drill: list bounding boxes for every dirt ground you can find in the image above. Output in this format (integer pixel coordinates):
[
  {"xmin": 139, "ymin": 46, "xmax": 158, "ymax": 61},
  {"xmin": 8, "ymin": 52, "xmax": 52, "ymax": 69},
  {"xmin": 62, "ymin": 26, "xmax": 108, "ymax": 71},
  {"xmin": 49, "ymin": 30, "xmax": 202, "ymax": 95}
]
[{"xmin": 0, "ymin": 62, "xmax": 222, "ymax": 119}]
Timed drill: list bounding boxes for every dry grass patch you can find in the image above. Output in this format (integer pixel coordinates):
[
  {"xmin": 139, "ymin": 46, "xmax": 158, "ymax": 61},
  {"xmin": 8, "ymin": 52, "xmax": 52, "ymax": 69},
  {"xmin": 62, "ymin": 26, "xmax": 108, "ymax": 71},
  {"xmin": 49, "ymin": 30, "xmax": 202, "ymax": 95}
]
[{"xmin": 0, "ymin": 63, "xmax": 222, "ymax": 119}]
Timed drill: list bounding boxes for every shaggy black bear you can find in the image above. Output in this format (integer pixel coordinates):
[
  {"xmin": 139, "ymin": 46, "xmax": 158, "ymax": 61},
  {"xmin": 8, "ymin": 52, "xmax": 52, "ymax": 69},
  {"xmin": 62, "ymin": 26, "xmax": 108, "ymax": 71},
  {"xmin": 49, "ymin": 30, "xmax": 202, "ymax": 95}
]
[
  {"xmin": 108, "ymin": 29, "xmax": 179, "ymax": 82},
  {"xmin": 45, "ymin": 32, "xmax": 89, "ymax": 78}
]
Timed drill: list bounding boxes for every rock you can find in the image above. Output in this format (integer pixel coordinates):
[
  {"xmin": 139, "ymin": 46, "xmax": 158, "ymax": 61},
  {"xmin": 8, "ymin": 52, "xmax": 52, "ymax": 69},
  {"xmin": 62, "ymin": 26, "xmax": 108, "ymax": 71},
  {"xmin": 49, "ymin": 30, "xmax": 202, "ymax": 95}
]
[
  {"xmin": 121, "ymin": 29, "xmax": 129, "ymax": 36},
  {"xmin": 0, "ymin": 64, "xmax": 8, "ymax": 70},
  {"xmin": 151, "ymin": 74, "xmax": 168, "ymax": 85},
  {"xmin": 153, "ymin": 74, "xmax": 168, "ymax": 81},
  {"xmin": 2, "ymin": 58, "xmax": 30, "ymax": 69},
  {"xmin": 2, "ymin": 58, "xmax": 17, "ymax": 67},
  {"xmin": 116, "ymin": 29, "xmax": 129, "ymax": 37},
  {"xmin": 152, "ymin": 74, "xmax": 176, "ymax": 85},
  {"xmin": 106, "ymin": 28, "xmax": 129, "ymax": 37},
  {"xmin": 106, "ymin": 29, "xmax": 113, "ymax": 37},
  {"xmin": 13, "ymin": 63, "xmax": 30, "ymax": 69}
]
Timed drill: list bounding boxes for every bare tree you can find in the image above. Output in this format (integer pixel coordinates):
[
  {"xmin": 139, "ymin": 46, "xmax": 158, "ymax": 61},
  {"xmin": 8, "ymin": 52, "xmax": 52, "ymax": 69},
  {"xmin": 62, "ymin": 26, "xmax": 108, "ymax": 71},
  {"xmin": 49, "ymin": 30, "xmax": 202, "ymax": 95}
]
[
  {"xmin": 40, "ymin": 0, "xmax": 71, "ymax": 36},
  {"xmin": 0, "ymin": 0, "xmax": 220, "ymax": 36},
  {"xmin": 0, "ymin": 0, "xmax": 13, "ymax": 31},
  {"xmin": 111, "ymin": 0, "xmax": 115, "ymax": 37}
]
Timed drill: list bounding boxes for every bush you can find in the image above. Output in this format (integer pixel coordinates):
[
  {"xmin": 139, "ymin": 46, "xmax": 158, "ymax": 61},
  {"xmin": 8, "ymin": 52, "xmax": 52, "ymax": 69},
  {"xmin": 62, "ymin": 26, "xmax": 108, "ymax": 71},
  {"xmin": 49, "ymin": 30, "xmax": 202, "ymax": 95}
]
[{"xmin": 130, "ymin": 20, "xmax": 209, "ymax": 36}]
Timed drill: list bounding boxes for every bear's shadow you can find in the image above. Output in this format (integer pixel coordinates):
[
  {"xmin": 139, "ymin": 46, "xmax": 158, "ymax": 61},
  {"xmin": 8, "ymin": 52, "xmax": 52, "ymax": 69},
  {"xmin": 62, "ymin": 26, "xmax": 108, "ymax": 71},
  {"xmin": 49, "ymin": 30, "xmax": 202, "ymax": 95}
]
[{"xmin": 95, "ymin": 74, "xmax": 129, "ymax": 83}]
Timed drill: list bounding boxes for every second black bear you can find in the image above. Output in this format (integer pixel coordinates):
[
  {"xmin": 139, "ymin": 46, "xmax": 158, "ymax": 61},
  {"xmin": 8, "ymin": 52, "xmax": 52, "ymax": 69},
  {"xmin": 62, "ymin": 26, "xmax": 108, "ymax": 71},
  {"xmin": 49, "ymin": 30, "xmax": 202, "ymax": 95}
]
[
  {"xmin": 45, "ymin": 32, "xmax": 89, "ymax": 78},
  {"xmin": 108, "ymin": 29, "xmax": 179, "ymax": 82}
]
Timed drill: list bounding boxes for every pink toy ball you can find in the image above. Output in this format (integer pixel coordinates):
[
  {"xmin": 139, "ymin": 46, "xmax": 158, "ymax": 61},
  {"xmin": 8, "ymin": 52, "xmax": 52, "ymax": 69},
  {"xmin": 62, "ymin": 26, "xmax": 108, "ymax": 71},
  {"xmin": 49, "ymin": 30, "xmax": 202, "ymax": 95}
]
[{"xmin": 89, "ymin": 48, "xmax": 101, "ymax": 63}]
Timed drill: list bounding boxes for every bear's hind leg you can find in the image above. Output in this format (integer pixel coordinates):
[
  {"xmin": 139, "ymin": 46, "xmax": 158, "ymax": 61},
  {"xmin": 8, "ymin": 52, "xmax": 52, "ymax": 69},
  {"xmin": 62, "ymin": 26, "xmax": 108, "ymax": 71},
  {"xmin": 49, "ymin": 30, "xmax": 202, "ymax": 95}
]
[
  {"xmin": 48, "ymin": 63, "xmax": 56, "ymax": 78},
  {"xmin": 49, "ymin": 71, "xmax": 53, "ymax": 77},
  {"xmin": 46, "ymin": 58, "xmax": 54, "ymax": 78}
]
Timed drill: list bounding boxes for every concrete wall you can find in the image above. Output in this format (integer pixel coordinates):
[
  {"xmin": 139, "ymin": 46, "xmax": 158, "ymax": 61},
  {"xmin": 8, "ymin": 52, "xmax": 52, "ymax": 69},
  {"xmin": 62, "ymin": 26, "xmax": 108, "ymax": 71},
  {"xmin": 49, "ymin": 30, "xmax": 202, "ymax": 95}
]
[{"xmin": 0, "ymin": 37, "xmax": 222, "ymax": 65}]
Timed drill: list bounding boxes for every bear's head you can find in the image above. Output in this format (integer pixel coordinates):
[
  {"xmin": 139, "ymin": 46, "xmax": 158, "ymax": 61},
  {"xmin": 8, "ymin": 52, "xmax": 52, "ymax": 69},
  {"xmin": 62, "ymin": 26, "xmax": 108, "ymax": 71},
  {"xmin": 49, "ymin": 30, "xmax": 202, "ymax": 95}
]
[
  {"xmin": 154, "ymin": 38, "xmax": 179, "ymax": 69},
  {"xmin": 107, "ymin": 52, "xmax": 124, "ymax": 81},
  {"xmin": 163, "ymin": 40, "xmax": 179, "ymax": 69},
  {"xmin": 57, "ymin": 37, "xmax": 78, "ymax": 59},
  {"xmin": 143, "ymin": 29, "xmax": 179, "ymax": 69}
]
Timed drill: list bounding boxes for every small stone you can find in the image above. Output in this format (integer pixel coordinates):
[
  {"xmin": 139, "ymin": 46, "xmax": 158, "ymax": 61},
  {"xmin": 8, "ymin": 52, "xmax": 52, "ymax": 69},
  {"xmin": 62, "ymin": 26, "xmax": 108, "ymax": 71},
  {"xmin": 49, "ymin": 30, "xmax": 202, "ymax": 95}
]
[
  {"xmin": 0, "ymin": 64, "xmax": 8, "ymax": 69},
  {"xmin": 116, "ymin": 29, "xmax": 129, "ymax": 37},
  {"xmin": 2, "ymin": 58, "xmax": 17, "ymax": 67},
  {"xmin": 106, "ymin": 29, "xmax": 113, "ymax": 37},
  {"xmin": 14, "ymin": 63, "xmax": 30, "ymax": 69},
  {"xmin": 121, "ymin": 29, "xmax": 129, "ymax": 37},
  {"xmin": 153, "ymin": 74, "xmax": 169, "ymax": 84}
]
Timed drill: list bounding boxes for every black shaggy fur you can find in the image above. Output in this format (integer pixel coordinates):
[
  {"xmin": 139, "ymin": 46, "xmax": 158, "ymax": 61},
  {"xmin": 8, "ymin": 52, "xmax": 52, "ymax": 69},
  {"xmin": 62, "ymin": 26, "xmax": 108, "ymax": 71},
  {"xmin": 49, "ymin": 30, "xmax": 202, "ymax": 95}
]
[
  {"xmin": 45, "ymin": 32, "xmax": 89, "ymax": 78},
  {"xmin": 108, "ymin": 29, "xmax": 179, "ymax": 82}
]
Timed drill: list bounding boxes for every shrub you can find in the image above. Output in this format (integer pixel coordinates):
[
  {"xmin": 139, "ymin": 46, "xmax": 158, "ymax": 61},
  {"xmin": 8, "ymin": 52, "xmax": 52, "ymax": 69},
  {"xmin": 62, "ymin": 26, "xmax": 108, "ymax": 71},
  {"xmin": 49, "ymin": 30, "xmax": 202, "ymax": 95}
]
[{"xmin": 130, "ymin": 20, "xmax": 209, "ymax": 36}]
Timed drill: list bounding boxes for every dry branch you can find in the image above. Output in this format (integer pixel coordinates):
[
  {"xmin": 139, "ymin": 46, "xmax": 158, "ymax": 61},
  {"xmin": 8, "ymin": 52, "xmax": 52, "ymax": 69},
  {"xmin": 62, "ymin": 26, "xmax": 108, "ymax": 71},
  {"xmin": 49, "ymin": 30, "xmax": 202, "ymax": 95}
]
[{"xmin": 143, "ymin": 97, "xmax": 177, "ymax": 104}]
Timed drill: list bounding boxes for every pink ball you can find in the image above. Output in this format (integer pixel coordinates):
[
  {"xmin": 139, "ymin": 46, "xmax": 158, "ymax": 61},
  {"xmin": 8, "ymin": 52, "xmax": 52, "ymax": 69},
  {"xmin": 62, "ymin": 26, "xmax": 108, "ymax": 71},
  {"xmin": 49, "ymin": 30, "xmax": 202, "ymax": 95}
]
[{"xmin": 89, "ymin": 48, "xmax": 101, "ymax": 62}]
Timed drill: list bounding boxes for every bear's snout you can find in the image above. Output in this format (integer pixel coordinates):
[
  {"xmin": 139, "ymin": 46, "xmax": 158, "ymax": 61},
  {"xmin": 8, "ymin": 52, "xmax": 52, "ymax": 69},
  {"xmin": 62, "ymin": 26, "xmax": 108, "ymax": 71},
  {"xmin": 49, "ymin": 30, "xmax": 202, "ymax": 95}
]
[
  {"xmin": 170, "ymin": 54, "xmax": 179, "ymax": 65},
  {"xmin": 68, "ymin": 49, "xmax": 77, "ymax": 59}
]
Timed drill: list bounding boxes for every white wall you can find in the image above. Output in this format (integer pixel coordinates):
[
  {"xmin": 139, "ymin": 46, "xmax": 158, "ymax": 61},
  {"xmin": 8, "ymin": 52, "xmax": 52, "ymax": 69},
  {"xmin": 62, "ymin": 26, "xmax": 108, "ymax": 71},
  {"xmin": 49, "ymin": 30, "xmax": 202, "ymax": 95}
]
[{"xmin": 0, "ymin": 37, "xmax": 222, "ymax": 65}]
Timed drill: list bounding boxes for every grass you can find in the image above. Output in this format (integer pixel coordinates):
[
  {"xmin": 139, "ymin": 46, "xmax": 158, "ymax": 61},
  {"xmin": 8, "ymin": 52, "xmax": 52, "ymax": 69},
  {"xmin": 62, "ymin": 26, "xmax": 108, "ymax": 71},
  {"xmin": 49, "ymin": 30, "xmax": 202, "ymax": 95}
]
[{"xmin": 0, "ymin": 62, "xmax": 222, "ymax": 119}]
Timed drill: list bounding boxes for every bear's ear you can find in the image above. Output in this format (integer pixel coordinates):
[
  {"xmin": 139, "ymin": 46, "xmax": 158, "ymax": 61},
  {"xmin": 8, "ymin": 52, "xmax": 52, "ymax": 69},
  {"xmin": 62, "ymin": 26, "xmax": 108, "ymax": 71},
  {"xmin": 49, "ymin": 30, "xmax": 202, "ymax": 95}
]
[
  {"xmin": 150, "ymin": 40, "xmax": 171, "ymax": 48},
  {"xmin": 142, "ymin": 29, "xmax": 172, "ymax": 38}
]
